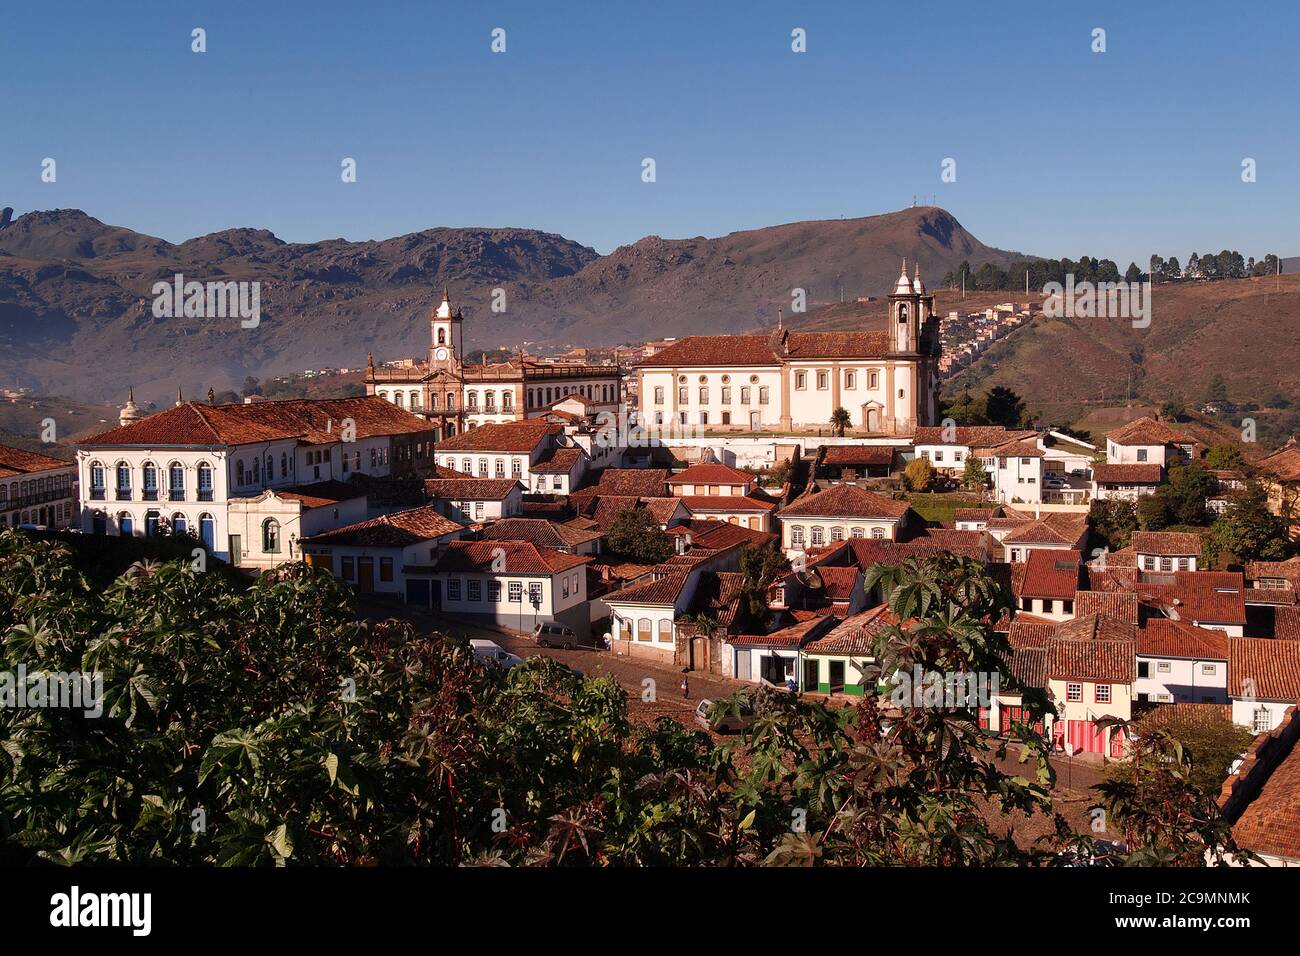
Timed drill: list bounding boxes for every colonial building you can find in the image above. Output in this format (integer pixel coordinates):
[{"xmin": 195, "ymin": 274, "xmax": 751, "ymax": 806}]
[
  {"xmin": 366, "ymin": 289, "xmax": 622, "ymax": 438},
  {"xmin": 635, "ymin": 261, "xmax": 941, "ymax": 436},
  {"xmin": 0, "ymin": 443, "xmax": 77, "ymax": 530},
  {"xmin": 75, "ymin": 396, "xmax": 436, "ymax": 565}
]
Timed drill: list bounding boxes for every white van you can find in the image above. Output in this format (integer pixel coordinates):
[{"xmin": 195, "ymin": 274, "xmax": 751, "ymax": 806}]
[{"xmin": 469, "ymin": 638, "xmax": 524, "ymax": 670}]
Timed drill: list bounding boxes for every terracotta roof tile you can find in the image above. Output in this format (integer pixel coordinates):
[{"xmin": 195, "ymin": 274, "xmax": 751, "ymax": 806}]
[
  {"xmin": 530, "ymin": 447, "xmax": 584, "ymax": 474},
  {"xmin": 912, "ymin": 426, "xmax": 1036, "ymax": 447},
  {"xmin": 80, "ymin": 397, "xmax": 431, "ymax": 447},
  {"xmin": 820, "ymin": 445, "xmax": 897, "ymax": 467},
  {"xmin": 302, "ymin": 505, "xmax": 464, "ymax": 548},
  {"xmin": 1105, "ymin": 416, "xmax": 1196, "ymax": 447},
  {"xmin": 780, "ymin": 484, "xmax": 910, "ymax": 520},
  {"xmin": 431, "ymin": 539, "xmax": 590, "ymax": 575},
  {"xmin": 0, "ymin": 443, "xmax": 71, "ymax": 474},
  {"xmin": 1229, "ymin": 639, "xmax": 1300, "ymax": 700},
  {"xmin": 1073, "ymin": 590, "xmax": 1140, "ymax": 625},
  {"xmin": 667, "ymin": 462, "xmax": 756, "ymax": 486},
  {"xmin": 1132, "ymin": 531, "xmax": 1203, "ymax": 556},
  {"xmin": 434, "ymin": 418, "xmax": 558, "ymax": 453},
  {"xmin": 478, "ymin": 517, "xmax": 600, "ymax": 549},
  {"xmin": 1016, "ymin": 549, "xmax": 1082, "ymax": 599},
  {"xmin": 591, "ymin": 468, "xmax": 669, "ymax": 497},
  {"xmin": 803, "ymin": 605, "xmax": 896, "ymax": 656},
  {"xmin": 423, "ymin": 477, "xmax": 521, "ymax": 501},
  {"xmin": 1092, "ymin": 463, "xmax": 1163, "ymax": 484},
  {"xmin": 1138, "ymin": 620, "xmax": 1230, "ymax": 660},
  {"xmin": 1047, "ymin": 636, "xmax": 1136, "ymax": 683}
]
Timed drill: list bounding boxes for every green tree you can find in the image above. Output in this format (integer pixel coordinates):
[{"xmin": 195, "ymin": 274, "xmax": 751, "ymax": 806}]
[
  {"xmin": 737, "ymin": 544, "xmax": 790, "ymax": 627},
  {"xmin": 962, "ymin": 456, "xmax": 989, "ymax": 491},
  {"xmin": 1088, "ymin": 498, "xmax": 1138, "ymax": 551},
  {"xmin": 1137, "ymin": 493, "xmax": 1171, "ymax": 531},
  {"xmin": 1205, "ymin": 374, "xmax": 1228, "ymax": 405},
  {"xmin": 1205, "ymin": 445, "xmax": 1245, "ymax": 470},
  {"xmin": 1160, "ymin": 401, "xmax": 1185, "ymax": 422},
  {"xmin": 1160, "ymin": 463, "xmax": 1214, "ymax": 526},
  {"xmin": 903, "ymin": 457, "xmax": 935, "ymax": 492},
  {"xmin": 829, "ymin": 406, "xmax": 852, "ymax": 438},
  {"xmin": 1205, "ymin": 482, "xmax": 1292, "ymax": 565},
  {"xmin": 604, "ymin": 506, "xmax": 673, "ymax": 565},
  {"xmin": 984, "ymin": 386, "xmax": 1026, "ymax": 429}
]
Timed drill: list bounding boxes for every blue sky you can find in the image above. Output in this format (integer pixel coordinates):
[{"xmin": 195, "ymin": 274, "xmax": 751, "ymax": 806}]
[{"xmin": 3, "ymin": 0, "xmax": 1297, "ymax": 266}]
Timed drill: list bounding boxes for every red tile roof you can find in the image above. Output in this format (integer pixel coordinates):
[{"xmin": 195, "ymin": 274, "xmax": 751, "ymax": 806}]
[
  {"xmin": 1008, "ymin": 614, "xmax": 1057, "ymax": 649},
  {"xmin": 1006, "ymin": 646, "xmax": 1048, "ymax": 689},
  {"xmin": 431, "ymin": 539, "xmax": 590, "ymax": 575},
  {"xmin": 635, "ymin": 330, "xmax": 892, "ymax": 368},
  {"xmin": 1016, "ymin": 549, "xmax": 1082, "ymax": 599},
  {"xmin": 1219, "ymin": 706, "xmax": 1300, "ymax": 861},
  {"xmin": 1138, "ymin": 620, "xmax": 1230, "ymax": 660},
  {"xmin": 1276, "ymin": 607, "xmax": 1300, "ymax": 640},
  {"xmin": 731, "ymin": 615, "xmax": 837, "ymax": 649},
  {"xmin": 803, "ymin": 605, "xmax": 896, "ymax": 656},
  {"xmin": 820, "ymin": 444, "xmax": 897, "ymax": 467},
  {"xmin": 1073, "ymin": 590, "xmax": 1140, "ymax": 625},
  {"xmin": 434, "ymin": 418, "xmax": 557, "ymax": 453},
  {"xmin": 302, "ymin": 505, "xmax": 465, "ymax": 548},
  {"xmin": 604, "ymin": 571, "xmax": 691, "ymax": 606},
  {"xmin": 666, "ymin": 518, "xmax": 776, "ymax": 552},
  {"xmin": 271, "ymin": 480, "xmax": 365, "ymax": 509},
  {"xmin": 0, "ymin": 443, "xmax": 72, "ymax": 475},
  {"xmin": 1106, "ymin": 416, "xmax": 1195, "ymax": 447},
  {"xmin": 1258, "ymin": 441, "xmax": 1300, "ymax": 482},
  {"xmin": 680, "ymin": 493, "xmax": 777, "ymax": 514},
  {"xmin": 1092, "ymin": 462, "xmax": 1163, "ymax": 484},
  {"xmin": 423, "ymin": 478, "xmax": 521, "ymax": 501},
  {"xmin": 478, "ymin": 517, "xmax": 600, "ymax": 549},
  {"xmin": 1047, "ymin": 637, "xmax": 1136, "ymax": 684},
  {"xmin": 591, "ymin": 468, "xmax": 669, "ymax": 497},
  {"xmin": 1053, "ymin": 613, "xmax": 1138, "ymax": 645},
  {"xmin": 1140, "ymin": 571, "xmax": 1246, "ymax": 626},
  {"xmin": 1000, "ymin": 513, "xmax": 1088, "ymax": 546},
  {"xmin": 1247, "ymin": 557, "xmax": 1300, "ymax": 588},
  {"xmin": 1131, "ymin": 531, "xmax": 1202, "ymax": 556},
  {"xmin": 954, "ymin": 508, "xmax": 998, "ymax": 522},
  {"xmin": 79, "ymin": 397, "xmax": 431, "ymax": 447},
  {"xmin": 530, "ymin": 447, "xmax": 584, "ymax": 474},
  {"xmin": 1229, "ymin": 639, "xmax": 1300, "ymax": 700},
  {"xmin": 780, "ymin": 484, "xmax": 910, "ymax": 520},
  {"xmin": 912, "ymin": 426, "xmax": 1037, "ymax": 447},
  {"xmin": 667, "ymin": 462, "xmax": 756, "ymax": 486}
]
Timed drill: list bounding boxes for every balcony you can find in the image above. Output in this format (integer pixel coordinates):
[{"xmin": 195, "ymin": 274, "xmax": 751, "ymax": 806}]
[
  {"xmin": 168, "ymin": 488, "xmax": 186, "ymax": 502},
  {"xmin": 115, "ymin": 489, "xmax": 132, "ymax": 501},
  {"xmin": 90, "ymin": 488, "xmax": 105, "ymax": 501},
  {"xmin": 142, "ymin": 488, "xmax": 158, "ymax": 501},
  {"xmin": 198, "ymin": 489, "xmax": 214, "ymax": 502}
]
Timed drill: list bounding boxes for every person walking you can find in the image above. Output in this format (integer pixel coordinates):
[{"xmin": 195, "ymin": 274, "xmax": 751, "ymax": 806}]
[{"xmin": 680, "ymin": 675, "xmax": 689, "ymax": 700}]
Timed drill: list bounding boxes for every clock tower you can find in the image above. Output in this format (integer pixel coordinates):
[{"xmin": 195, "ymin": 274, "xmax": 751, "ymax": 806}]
[{"xmin": 429, "ymin": 287, "xmax": 463, "ymax": 373}]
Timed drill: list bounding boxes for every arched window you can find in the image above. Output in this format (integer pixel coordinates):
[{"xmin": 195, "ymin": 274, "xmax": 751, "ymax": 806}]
[
  {"xmin": 410, "ymin": 392, "xmax": 422, "ymax": 410},
  {"xmin": 831, "ymin": 526, "xmax": 844, "ymax": 542},
  {"xmin": 265, "ymin": 455, "xmax": 273, "ymax": 480},
  {"xmin": 467, "ymin": 391, "xmax": 477, "ymax": 411},
  {"xmin": 637, "ymin": 618, "xmax": 652, "ymax": 642},
  {"xmin": 262, "ymin": 518, "xmax": 281, "ymax": 554},
  {"xmin": 197, "ymin": 462, "xmax": 214, "ymax": 501},
  {"xmin": 145, "ymin": 510, "xmax": 161, "ymax": 537},
  {"xmin": 851, "ymin": 527, "xmax": 864, "ymax": 539},
  {"xmin": 394, "ymin": 392, "xmax": 405, "ymax": 408},
  {"xmin": 658, "ymin": 619, "xmax": 672, "ymax": 643},
  {"xmin": 280, "ymin": 453, "xmax": 288, "ymax": 478},
  {"xmin": 810, "ymin": 526, "xmax": 824, "ymax": 546},
  {"xmin": 116, "ymin": 462, "xmax": 132, "ymax": 499},
  {"xmin": 198, "ymin": 513, "xmax": 215, "ymax": 551},
  {"xmin": 169, "ymin": 462, "xmax": 185, "ymax": 500},
  {"xmin": 118, "ymin": 511, "xmax": 134, "ymax": 536},
  {"xmin": 252, "ymin": 458, "xmax": 260, "ymax": 484},
  {"xmin": 236, "ymin": 460, "xmax": 245, "ymax": 485},
  {"xmin": 871, "ymin": 527, "xmax": 886, "ymax": 540},
  {"xmin": 759, "ymin": 386, "xmax": 770, "ymax": 405},
  {"xmin": 437, "ymin": 328, "xmax": 446, "ymax": 345},
  {"xmin": 89, "ymin": 461, "xmax": 105, "ymax": 499},
  {"xmin": 172, "ymin": 512, "xmax": 188, "ymax": 536},
  {"xmin": 141, "ymin": 461, "xmax": 158, "ymax": 500},
  {"xmin": 790, "ymin": 526, "xmax": 805, "ymax": 546}
]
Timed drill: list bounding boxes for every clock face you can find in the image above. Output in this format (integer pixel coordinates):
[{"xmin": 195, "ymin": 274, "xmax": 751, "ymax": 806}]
[{"xmin": 435, "ymin": 347, "xmax": 449, "ymax": 361}]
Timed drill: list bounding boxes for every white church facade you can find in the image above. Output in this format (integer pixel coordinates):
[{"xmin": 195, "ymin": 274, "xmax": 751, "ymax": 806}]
[{"xmin": 635, "ymin": 261, "xmax": 941, "ymax": 436}]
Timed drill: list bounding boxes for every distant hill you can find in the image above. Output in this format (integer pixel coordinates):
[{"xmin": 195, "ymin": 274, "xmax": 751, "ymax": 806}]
[
  {"xmin": 0, "ymin": 205, "xmax": 1025, "ymax": 404},
  {"xmin": 943, "ymin": 275, "xmax": 1300, "ymax": 428}
]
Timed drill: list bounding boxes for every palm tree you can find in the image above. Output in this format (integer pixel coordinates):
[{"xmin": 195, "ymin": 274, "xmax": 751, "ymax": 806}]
[{"xmin": 829, "ymin": 406, "xmax": 852, "ymax": 437}]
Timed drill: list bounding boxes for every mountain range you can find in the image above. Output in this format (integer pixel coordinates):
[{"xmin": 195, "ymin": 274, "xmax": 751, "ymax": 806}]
[{"xmin": 0, "ymin": 205, "xmax": 1022, "ymax": 404}]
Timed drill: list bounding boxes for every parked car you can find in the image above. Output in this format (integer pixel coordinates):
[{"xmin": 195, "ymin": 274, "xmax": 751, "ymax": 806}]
[
  {"xmin": 1043, "ymin": 473, "xmax": 1068, "ymax": 487},
  {"xmin": 1070, "ymin": 468, "xmax": 1091, "ymax": 478},
  {"xmin": 469, "ymin": 638, "xmax": 524, "ymax": 670},
  {"xmin": 694, "ymin": 697, "xmax": 757, "ymax": 734},
  {"xmin": 532, "ymin": 622, "xmax": 580, "ymax": 649}
]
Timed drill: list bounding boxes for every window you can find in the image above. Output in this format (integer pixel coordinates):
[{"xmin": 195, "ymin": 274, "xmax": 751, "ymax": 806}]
[
  {"xmin": 169, "ymin": 463, "xmax": 185, "ymax": 500},
  {"xmin": 508, "ymin": 581, "xmax": 523, "ymax": 602},
  {"xmin": 868, "ymin": 371, "xmax": 879, "ymax": 389},
  {"xmin": 197, "ymin": 462, "xmax": 213, "ymax": 501},
  {"xmin": 816, "ymin": 371, "xmax": 828, "ymax": 390},
  {"xmin": 740, "ymin": 386, "xmax": 751, "ymax": 404},
  {"xmin": 810, "ymin": 526, "xmax": 824, "ymax": 546},
  {"xmin": 262, "ymin": 518, "xmax": 281, "ymax": 554},
  {"xmin": 1201, "ymin": 663, "xmax": 1216, "ymax": 675},
  {"xmin": 561, "ymin": 575, "xmax": 570, "ymax": 599},
  {"xmin": 467, "ymin": 579, "xmax": 481, "ymax": 601},
  {"xmin": 379, "ymin": 557, "xmax": 393, "ymax": 582},
  {"xmin": 658, "ymin": 619, "xmax": 672, "ymax": 643},
  {"xmin": 1156, "ymin": 661, "xmax": 1171, "ymax": 673},
  {"xmin": 934, "ymin": 451, "xmax": 945, "ymax": 463},
  {"xmin": 116, "ymin": 462, "xmax": 132, "ymax": 499},
  {"xmin": 1066, "ymin": 683, "xmax": 1082, "ymax": 703},
  {"xmin": 654, "ymin": 386, "xmax": 664, "ymax": 404},
  {"xmin": 448, "ymin": 579, "xmax": 461, "ymax": 600},
  {"xmin": 795, "ymin": 372, "xmax": 807, "ymax": 390},
  {"xmin": 462, "ymin": 458, "xmax": 472, "ymax": 474},
  {"xmin": 495, "ymin": 459, "xmax": 505, "ymax": 478},
  {"xmin": 1095, "ymin": 684, "xmax": 1111, "ymax": 704},
  {"xmin": 1160, "ymin": 557, "xmax": 1173, "ymax": 572},
  {"xmin": 699, "ymin": 387, "xmax": 709, "ymax": 404},
  {"xmin": 478, "ymin": 459, "xmax": 488, "ymax": 477},
  {"xmin": 851, "ymin": 527, "xmax": 864, "ymax": 539},
  {"xmin": 699, "ymin": 411, "xmax": 708, "ymax": 426},
  {"xmin": 488, "ymin": 580, "xmax": 501, "ymax": 602},
  {"xmin": 341, "ymin": 556, "xmax": 354, "ymax": 580},
  {"xmin": 528, "ymin": 582, "xmax": 542, "ymax": 605},
  {"xmin": 759, "ymin": 386, "xmax": 769, "ymax": 405},
  {"xmin": 637, "ymin": 618, "xmax": 652, "ymax": 642},
  {"xmin": 1136, "ymin": 449, "xmax": 1149, "ymax": 462},
  {"xmin": 90, "ymin": 462, "xmax": 105, "ymax": 499},
  {"xmin": 1137, "ymin": 661, "xmax": 1149, "ymax": 678},
  {"xmin": 511, "ymin": 459, "xmax": 522, "ymax": 479},
  {"xmin": 844, "ymin": 371, "xmax": 856, "ymax": 389},
  {"xmin": 1253, "ymin": 707, "xmax": 1271, "ymax": 733},
  {"xmin": 871, "ymin": 527, "xmax": 885, "ymax": 540},
  {"xmin": 142, "ymin": 462, "xmax": 158, "ymax": 500},
  {"xmin": 678, "ymin": 386, "xmax": 688, "ymax": 405},
  {"xmin": 721, "ymin": 387, "xmax": 731, "ymax": 404},
  {"xmin": 790, "ymin": 526, "xmax": 805, "ymax": 546},
  {"xmin": 830, "ymin": 526, "xmax": 844, "ymax": 542}
]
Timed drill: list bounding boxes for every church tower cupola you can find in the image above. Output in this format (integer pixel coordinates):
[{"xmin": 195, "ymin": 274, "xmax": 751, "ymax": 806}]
[{"xmin": 429, "ymin": 286, "xmax": 463, "ymax": 372}]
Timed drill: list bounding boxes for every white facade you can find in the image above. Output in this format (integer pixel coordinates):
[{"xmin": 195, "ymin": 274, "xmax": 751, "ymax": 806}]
[{"xmin": 1136, "ymin": 656, "xmax": 1228, "ymax": 704}]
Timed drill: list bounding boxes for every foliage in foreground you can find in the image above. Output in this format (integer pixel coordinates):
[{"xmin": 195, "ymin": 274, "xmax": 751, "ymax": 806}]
[{"xmin": 0, "ymin": 531, "xmax": 1249, "ymax": 866}]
